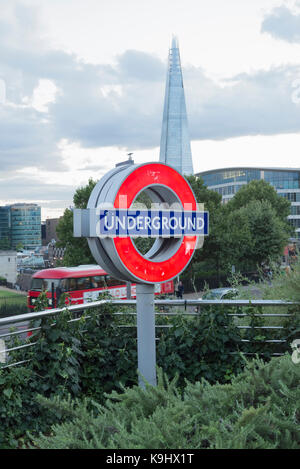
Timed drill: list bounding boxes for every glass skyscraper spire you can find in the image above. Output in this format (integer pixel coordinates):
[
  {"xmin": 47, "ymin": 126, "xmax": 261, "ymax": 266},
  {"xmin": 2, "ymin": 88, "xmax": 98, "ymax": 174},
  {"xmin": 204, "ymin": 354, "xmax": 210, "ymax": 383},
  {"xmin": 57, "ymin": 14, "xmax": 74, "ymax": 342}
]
[{"xmin": 159, "ymin": 36, "xmax": 194, "ymax": 175}]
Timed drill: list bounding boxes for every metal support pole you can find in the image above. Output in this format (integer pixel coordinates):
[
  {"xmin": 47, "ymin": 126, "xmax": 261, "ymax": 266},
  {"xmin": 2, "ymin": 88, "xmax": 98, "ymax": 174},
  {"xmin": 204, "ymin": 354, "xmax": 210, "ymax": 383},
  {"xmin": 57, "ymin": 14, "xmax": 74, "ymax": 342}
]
[
  {"xmin": 126, "ymin": 282, "xmax": 131, "ymax": 299},
  {"xmin": 136, "ymin": 283, "xmax": 156, "ymax": 388}
]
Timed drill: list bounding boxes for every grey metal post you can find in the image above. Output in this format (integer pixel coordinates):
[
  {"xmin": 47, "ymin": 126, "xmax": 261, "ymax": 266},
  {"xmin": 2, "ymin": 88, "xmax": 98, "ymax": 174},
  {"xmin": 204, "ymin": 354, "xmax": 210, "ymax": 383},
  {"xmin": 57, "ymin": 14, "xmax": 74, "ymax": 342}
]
[
  {"xmin": 136, "ymin": 283, "xmax": 156, "ymax": 388},
  {"xmin": 126, "ymin": 282, "xmax": 131, "ymax": 299}
]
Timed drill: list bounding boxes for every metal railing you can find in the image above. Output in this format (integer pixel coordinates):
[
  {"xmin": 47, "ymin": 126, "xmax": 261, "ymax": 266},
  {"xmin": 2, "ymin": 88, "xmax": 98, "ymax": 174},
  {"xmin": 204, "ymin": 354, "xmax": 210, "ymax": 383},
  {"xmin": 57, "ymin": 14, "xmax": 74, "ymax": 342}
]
[{"xmin": 0, "ymin": 298, "xmax": 298, "ymax": 368}]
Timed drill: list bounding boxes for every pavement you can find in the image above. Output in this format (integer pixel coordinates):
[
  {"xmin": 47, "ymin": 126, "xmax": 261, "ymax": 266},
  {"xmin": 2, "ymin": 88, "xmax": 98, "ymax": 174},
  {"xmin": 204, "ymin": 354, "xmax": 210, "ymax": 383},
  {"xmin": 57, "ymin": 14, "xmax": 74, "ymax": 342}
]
[{"xmin": 0, "ymin": 286, "xmax": 27, "ymax": 295}]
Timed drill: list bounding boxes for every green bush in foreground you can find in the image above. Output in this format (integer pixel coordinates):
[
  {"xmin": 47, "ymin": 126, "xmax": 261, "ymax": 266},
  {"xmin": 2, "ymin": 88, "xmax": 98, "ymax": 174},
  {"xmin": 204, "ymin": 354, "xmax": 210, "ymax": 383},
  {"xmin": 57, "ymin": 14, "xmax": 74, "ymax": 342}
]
[{"xmin": 32, "ymin": 354, "xmax": 300, "ymax": 449}]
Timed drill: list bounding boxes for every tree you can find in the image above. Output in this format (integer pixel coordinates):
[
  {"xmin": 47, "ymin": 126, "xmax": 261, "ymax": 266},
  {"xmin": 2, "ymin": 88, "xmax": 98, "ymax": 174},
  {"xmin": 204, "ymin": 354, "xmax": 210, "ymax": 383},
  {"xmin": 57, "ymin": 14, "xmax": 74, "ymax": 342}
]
[
  {"xmin": 182, "ymin": 176, "xmax": 292, "ymax": 289},
  {"xmin": 224, "ymin": 200, "xmax": 290, "ymax": 269},
  {"xmin": 0, "ymin": 237, "xmax": 10, "ymax": 250},
  {"xmin": 56, "ymin": 179, "xmax": 97, "ymax": 266},
  {"xmin": 226, "ymin": 179, "xmax": 291, "ymax": 220},
  {"xmin": 221, "ymin": 180, "xmax": 292, "ymax": 271},
  {"xmin": 183, "ymin": 175, "xmax": 226, "ymax": 289}
]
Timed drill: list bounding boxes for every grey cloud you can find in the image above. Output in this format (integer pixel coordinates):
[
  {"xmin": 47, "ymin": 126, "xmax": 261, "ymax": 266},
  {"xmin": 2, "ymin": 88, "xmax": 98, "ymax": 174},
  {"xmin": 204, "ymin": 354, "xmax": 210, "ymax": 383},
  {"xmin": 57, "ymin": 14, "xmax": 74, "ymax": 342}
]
[
  {"xmin": 186, "ymin": 65, "xmax": 300, "ymax": 140},
  {"xmin": 3, "ymin": 0, "xmax": 300, "ymax": 207},
  {"xmin": 79, "ymin": 164, "xmax": 110, "ymax": 172},
  {"xmin": 261, "ymin": 5, "xmax": 300, "ymax": 43},
  {"xmin": 116, "ymin": 50, "xmax": 165, "ymax": 82},
  {"xmin": 0, "ymin": 175, "xmax": 75, "ymax": 201}
]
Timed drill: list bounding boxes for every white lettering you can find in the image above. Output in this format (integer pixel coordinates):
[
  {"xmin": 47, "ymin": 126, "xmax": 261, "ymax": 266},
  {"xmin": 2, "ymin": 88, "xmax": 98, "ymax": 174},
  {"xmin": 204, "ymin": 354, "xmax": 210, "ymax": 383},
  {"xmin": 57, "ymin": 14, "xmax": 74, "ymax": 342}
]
[
  {"xmin": 197, "ymin": 217, "xmax": 204, "ymax": 230},
  {"xmin": 104, "ymin": 214, "xmax": 115, "ymax": 230},
  {"xmin": 127, "ymin": 216, "xmax": 136, "ymax": 229},
  {"xmin": 178, "ymin": 216, "xmax": 187, "ymax": 230},
  {"xmin": 136, "ymin": 216, "xmax": 144, "ymax": 230},
  {"xmin": 162, "ymin": 216, "xmax": 168, "ymax": 231},
  {"xmin": 152, "ymin": 216, "xmax": 160, "ymax": 230},
  {"xmin": 187, "ymin": 217, "xmax": 196, "ymax": 231},
  {"xmin": 144, "ymin": 216, "xmax": 151, "ymax": 230},
  {"xmin": 117, "ymin": 215, "xmax": 126, "ymax": 230}
]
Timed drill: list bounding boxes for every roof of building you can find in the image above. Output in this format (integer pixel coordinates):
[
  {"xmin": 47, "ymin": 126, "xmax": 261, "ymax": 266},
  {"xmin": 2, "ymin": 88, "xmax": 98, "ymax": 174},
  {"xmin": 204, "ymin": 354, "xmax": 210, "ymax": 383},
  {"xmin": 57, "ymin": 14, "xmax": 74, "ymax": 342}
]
[{"xmin": 197, "ymin": 166, "xmax": 300, "ymax": 175}]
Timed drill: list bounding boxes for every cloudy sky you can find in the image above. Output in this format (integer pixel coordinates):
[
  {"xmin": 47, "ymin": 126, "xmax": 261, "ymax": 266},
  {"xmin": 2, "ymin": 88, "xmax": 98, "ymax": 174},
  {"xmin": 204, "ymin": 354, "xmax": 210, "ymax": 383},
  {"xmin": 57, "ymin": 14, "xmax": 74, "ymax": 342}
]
[{"xmin": 1, "ymin": 0, "xmax": 300, "ymax": 220}]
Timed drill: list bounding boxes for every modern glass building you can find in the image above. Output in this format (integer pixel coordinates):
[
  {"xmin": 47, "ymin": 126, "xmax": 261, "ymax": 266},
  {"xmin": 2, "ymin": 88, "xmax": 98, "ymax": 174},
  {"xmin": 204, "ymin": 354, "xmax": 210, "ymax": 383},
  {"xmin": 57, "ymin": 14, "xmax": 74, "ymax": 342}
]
[
  {"xmin": 159, "ymin": 36, "xmax": 194, "ymax": 175},
  {"xmin": 197, "ymin": 167, "xmax": 300, "ymax": 241},
  {"xmin": 0, "ymin": 206, "xmax": 11, "ymax": 249},
  {"xmin": 0, "ymin": 203, "xmax": 41, "ymax": 250}
]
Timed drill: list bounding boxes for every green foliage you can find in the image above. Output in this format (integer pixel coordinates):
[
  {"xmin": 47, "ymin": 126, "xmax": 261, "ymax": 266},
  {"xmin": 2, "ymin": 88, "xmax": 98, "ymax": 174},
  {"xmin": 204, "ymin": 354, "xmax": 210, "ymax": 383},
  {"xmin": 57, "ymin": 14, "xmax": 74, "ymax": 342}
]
[
  {"xmin": 224, "ymin": 200, "xmax": 290, "ymax": 269},
  {"xmin": 0, "ymin": 237, "xmax": 10, "ymax": 250},
  {"xmin": 260, "ymin": 257, "xmax": 300, "ymax": 303},
  {"xmin": 0, "ymin": 291, "xmax": 27, "ymax": 318},
  {"xmin": 0, "ymin": 284, "xmax": 298, "ymax": 448},
  {"xmin": 156, "ymin": 306, "xmax": 244, "ymax": 387},
  {"xmin": 0, "ymin": 366, "xmax": 34, "ymax": 448},
  {"xmin": 183, "ymin": 176, "xmax": 292, "ymax": 287},
  {"xmin": 29, "ymin": 310, "xmax": 83, "ymax": 398},
  {"xmin": 79, "ymin": 303, "xmax": 138, "ymax": 401},
  {"xmin": 185, "ymin": 175, "xmax": 224, "ymax": 273},
  {"xmin": 56, "ymin": 178, "xmax": 97, "ymax": 266},
  {"xmin": 0, "ymin": 276, "xmax": 7, "ymax": 286},
  {"xmin": 32, "ymin": 355, "xmax": 300, "ymax": 449},
  {"xmin": 226, "ymin": 179, "xmax": 291, "ymax": 220}
]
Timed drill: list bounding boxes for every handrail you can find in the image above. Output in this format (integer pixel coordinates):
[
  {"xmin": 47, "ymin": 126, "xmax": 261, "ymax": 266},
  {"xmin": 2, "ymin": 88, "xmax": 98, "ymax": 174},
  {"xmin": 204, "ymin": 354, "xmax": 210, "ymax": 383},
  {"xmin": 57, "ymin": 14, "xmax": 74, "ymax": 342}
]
[
  {"xmin": 0, "ymin": 298, "xmax": 298, "ymax": 326},
  {"xmin": 0, "ymin": 298, "xmax": 298, "ymax": 368}
]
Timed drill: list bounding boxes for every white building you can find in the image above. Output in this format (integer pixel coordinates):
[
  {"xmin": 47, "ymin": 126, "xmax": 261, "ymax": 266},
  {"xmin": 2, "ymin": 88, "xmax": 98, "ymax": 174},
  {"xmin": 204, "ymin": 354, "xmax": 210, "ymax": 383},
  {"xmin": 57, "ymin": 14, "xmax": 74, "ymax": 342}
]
[{"xmin": 0, "ymin": 251, "xmax": 18, "ymax": 285}]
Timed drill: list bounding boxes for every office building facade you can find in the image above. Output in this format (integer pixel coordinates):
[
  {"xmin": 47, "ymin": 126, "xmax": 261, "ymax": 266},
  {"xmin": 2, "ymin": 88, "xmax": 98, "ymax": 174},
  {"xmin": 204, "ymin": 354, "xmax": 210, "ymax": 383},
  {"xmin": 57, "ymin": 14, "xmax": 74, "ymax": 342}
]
[
  {"xmin": 159, "ymin": 36, "xmax": 194, "ymax": 175},
  {"xmin": 0, "ymin": 206, "xmax": 11, "ymax": 249},
  {"xmin": 0, "ymin": 203, "xmax": 41, "ymax": 250},
  {"xmin": 198, "ymin": 167, "xmax": 300, "ymax": 241}
]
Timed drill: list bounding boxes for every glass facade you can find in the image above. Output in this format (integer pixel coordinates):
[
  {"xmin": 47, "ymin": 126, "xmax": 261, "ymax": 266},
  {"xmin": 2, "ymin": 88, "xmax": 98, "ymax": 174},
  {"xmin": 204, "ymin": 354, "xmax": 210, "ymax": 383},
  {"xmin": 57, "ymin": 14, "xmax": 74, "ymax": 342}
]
[
  {"xmin": 0, "ymin": 206, "xmax": 11, "ymax": 249},
  {"xmin": 279, "ymin": 192, "xmax": 300, "ymax": 202},
  {"xmin": 198, "ymin": 167, "xmax": 300, "ymax": 239},
  {"xmin": 159, "ymin": 36, "xmax": 194, "ymax": 175},
  {"xmin": 201, "ymin": 169, "xmax": 261, "ymax": 187},
  {"xmin": 289, "ymin": 218, "xmax": 300, "ymax": 228},
  {"xmin": 0, "ymin": 204, "xmax": 41, "ymax": 250},
  {"xmin": 264, "ymin": 170, "xmax": 300, "ymax": 189},
  {"xmin": 291, "ymin": 205, "xmax": 300, "ymax": 215}
]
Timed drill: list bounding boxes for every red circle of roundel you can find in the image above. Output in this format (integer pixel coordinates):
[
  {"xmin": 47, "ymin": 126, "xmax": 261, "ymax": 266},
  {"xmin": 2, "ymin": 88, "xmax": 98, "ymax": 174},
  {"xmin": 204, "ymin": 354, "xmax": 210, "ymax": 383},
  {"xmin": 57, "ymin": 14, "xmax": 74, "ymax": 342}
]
[{"xmin": 113, "ymin": 163, "xmax": 197, "ymax": 283}]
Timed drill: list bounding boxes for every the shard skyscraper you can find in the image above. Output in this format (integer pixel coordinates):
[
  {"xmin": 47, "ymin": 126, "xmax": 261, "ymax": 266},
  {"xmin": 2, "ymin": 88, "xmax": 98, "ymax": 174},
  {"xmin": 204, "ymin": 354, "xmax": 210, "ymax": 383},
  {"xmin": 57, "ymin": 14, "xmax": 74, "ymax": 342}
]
[{"xmin": 159, "ymin": 36, "xmax": 194, "ymax": 175}]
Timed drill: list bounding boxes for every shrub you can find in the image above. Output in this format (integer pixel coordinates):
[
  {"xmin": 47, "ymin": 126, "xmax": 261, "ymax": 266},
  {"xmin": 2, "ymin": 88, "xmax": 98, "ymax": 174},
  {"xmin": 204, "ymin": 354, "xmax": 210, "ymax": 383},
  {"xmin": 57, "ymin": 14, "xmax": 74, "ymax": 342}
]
[
  {"xmin": 78, "ymin": 302, "xmax": 138, "ymax": 401},
  {"xmin": 0, "ymin": 277, "xmax": 7, "ymax": 286},
  {"xmin": 31, "ymin": 354, "xmax": 300, "ymax": 449},
  {"xmin": 156, "ymin": 305, "xmax": 244, "ymax": 387},
  {"xmin": 1, "ymin": 288, "xmax": 298, "ymax": 448},
  {"xmin": 0, "ymin": 366, "xmax": 33, "ymax": 448}
]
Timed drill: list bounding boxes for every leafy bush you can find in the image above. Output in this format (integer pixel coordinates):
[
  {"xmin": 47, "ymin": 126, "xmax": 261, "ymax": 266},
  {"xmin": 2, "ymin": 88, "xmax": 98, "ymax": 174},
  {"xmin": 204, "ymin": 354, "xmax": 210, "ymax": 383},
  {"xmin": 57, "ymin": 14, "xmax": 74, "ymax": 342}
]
[
  {"xmin": 1, "ymin": 286, "xmax": 299, "ymax": 448},
  {"xmin": 156, "ymin": 305, "xmax": 244, "ymax": 386},
  {"xmin": 0, "ymin": 277, "xmax": 7, "ymax": 286},
  {"xmin": 0, "ymin": 366, "xmax": 33, "ymax": 448},
  {"xmin": 31, "ymin": 354, "xmax": 300, "ymax": 449},
  {"xmin": 78, "ymin": 302, "xmax": 138, "ymax": 401}
]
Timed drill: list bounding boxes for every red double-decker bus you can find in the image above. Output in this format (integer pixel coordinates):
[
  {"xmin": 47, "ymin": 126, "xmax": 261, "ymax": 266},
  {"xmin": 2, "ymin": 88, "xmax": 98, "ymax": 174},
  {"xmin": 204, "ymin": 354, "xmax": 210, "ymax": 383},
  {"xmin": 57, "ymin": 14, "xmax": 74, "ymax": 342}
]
[{"xmin": 27, "ymin": 265, "xmax": 174, "ymax": 310}]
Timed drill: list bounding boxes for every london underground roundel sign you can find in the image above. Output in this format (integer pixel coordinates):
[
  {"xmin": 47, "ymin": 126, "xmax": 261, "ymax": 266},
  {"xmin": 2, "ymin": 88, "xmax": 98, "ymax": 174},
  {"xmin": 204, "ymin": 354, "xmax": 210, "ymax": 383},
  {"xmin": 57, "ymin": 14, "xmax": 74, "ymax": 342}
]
[{"xmin": 74, "ymin": 162, "xmax": 209, "ymax": 284}]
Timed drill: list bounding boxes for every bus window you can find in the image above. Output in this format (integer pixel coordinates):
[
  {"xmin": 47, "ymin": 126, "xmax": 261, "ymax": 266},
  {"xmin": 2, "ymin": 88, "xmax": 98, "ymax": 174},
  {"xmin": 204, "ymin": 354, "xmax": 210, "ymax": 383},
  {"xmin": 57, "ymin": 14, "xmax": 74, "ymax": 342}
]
[
  {"xmin": 31, "ymin": 278, "xmax": 43, "ymax": 291},
  {"xmin": 105, "ymin": 275, "xmax": 122, "ymax": 287},
  {"xmin": 59, "ymin": 279, "xmax": 69, "ymax": 292},
  {"xmin": 40, "ymin": 279, "xmax": 60, "ymax": 291},
  {"xmin": 91, "ymin": 276, "xmax": 105, "ymax": 288},
  {"xmin": 67, "ymin": 278, "xmax": 77, "ymax": 291},
  {"xmin": 77, "ymin": 277, "xmax": 92, "ymax": 290}
]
